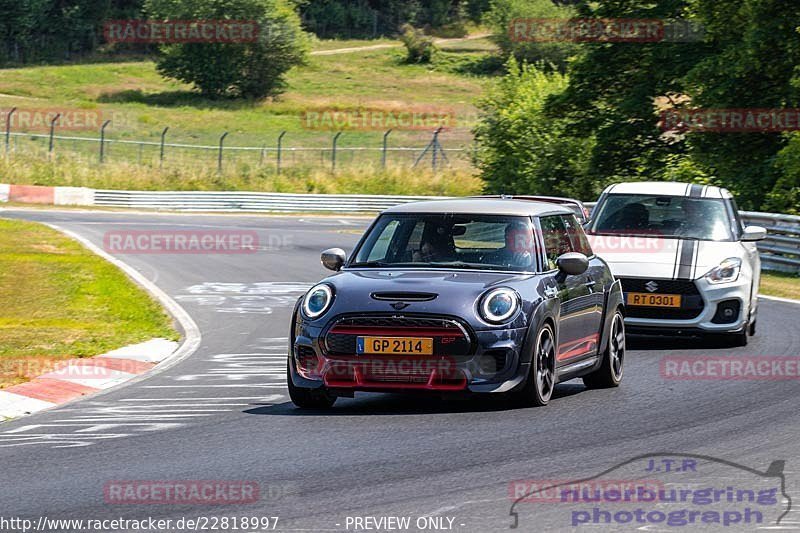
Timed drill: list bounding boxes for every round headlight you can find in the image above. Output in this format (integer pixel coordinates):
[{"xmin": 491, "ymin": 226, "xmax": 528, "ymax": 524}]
[
  {"xmin": 303, "ymin": 284, "xmax": 333, "ymax": 319},
  {"xmin": 479, "ymin": 288, "xmax": 520, "ymax": 324}
]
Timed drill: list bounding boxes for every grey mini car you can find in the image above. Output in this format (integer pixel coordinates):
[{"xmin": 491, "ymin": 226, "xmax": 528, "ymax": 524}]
[{"xmin": 288, "ymin": 198, "xmax": 625, "ymax": 408}]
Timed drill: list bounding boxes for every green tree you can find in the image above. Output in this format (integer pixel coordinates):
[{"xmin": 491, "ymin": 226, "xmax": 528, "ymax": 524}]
[
  {"xmin": 766, "ymin": 134, "xmax": 800, "ymax": 215},
  {"xmin": 485, "ymin": 0, "xmax": 577, "ymax": 70},
  {"xmin": 145, "ymin": 0, "xmax": 309, "ymax": 98},
  {"xmin": 481, "ymin": 0, "xmax": 800, "ymax": 211},
  {"xmin": 475, "ymin": 58, "xmax": 595, "ymax": 199},
  {"xmin": 0, "ymin": 0, "xmax": 113, "ymax": 64},
  {"xmin": 678, "ymin": 0, "xmax": 800, "ymax": 209}
]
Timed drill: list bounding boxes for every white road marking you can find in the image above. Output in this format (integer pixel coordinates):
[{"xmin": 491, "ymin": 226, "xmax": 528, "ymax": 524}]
[
  {"xmin": 0, "ymin": 338, "xmax": 289, "ymax": 448},
  {"xmin": 143, "ymin": 384, "xmax": 287, "ymax": 388},
  {"xmin": 120, "ymin": 395, "xmax": 283, "ymax": 401},
  {"xmin": 175, "ymin": 282, "xmax": 310, "ymax": 314}
]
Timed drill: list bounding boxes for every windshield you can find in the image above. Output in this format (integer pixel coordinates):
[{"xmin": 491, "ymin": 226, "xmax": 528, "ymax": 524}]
[
  {"xmin": 350, "ymin": 214, "xmax": 541, "ymax": 272},
  {"xmin": 589, "ymin": 194, "xmax": 734, "ymax": 241}
]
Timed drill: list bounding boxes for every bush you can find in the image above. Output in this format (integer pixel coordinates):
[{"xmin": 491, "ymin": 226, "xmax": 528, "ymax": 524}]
[
  {"xmin": 399, "ymin": 24, "xmax": 437, "ymax": 63},
  {"xmin": 144, "ymin": 0, "xmax": 310, "ymax": 98},
  {"xmin": 474, "ymin": 58, "xmax": 596, "ymax": 200}
]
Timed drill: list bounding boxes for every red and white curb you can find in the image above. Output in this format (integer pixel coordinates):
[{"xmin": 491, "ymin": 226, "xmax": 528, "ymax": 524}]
[
  {"xmin": 0, "ymin": 339, "xmax": 178, "ymax": 421},
  {"xmin": 0, "ymin": 183, "xmax": 93, "ymax": 206}
]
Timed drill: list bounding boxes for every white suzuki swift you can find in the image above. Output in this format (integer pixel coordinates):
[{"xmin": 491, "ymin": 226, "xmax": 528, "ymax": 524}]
[{"xmin": 586, "ymin": 182, "xmax": 767, "ymax": 345}]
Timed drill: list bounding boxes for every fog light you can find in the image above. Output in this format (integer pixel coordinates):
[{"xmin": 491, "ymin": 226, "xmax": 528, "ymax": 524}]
[{"xmin": 712, "ymin": 300, "xmax": 741, "ymax": 324}]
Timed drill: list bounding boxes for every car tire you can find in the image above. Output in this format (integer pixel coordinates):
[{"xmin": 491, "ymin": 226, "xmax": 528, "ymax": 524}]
[
  {"xmin": 583, "ymin": 310, "xmax": 625, "ymax": 389},
  {"xmin": 287, "ymin": 362, "xmax": 337, "ymax": 409},
  {"xmin": 511, "ymin": 323, "xmax": 556, "ymax": 407}
]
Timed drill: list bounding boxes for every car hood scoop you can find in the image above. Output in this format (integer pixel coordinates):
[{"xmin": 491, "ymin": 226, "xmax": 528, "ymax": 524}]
[{"xmin": 371, "ymin": 292, "xmax": 438, "ymax": 302}]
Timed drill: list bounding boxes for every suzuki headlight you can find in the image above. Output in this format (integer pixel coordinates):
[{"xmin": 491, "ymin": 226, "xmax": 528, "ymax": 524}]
[
  {"xmin": 704, "ymin": 258, "xmax": 742, "ymax": 284},
  {"xmin": 303, "ymin": 284, "xmax": 333, "ymax": 319},
  {"xmin": 479, "ymin": 288, "xmax": 520, "ymax": 324}
]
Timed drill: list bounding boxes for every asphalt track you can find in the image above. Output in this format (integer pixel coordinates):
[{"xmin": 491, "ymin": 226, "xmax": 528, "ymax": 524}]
[{"xmin": 0, "ymin": 208, "xmax": 798, "ymax": 532}]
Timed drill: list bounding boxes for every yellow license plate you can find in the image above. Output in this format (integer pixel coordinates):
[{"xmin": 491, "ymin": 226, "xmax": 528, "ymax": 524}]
[
  {"xmin": 357, "ymin": 337, "xmax": 434, "ymax": 355},
  {"xmin": 626, "ymin": 292, "xmax": 682, "ymax": 308}
]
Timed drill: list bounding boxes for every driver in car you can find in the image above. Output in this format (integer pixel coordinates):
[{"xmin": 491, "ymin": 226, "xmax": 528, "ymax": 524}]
[{"xmin": 413, "ymin": 224, "xmax": 456, "ymax": 263}]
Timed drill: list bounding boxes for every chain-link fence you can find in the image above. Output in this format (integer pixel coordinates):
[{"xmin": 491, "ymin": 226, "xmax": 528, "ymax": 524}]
[{"xmin": 3, "ymin": 123, "xmax": 475, "ymax": 175}]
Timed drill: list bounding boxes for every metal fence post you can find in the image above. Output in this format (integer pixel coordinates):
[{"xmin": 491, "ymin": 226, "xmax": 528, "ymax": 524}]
[
  {"xmin": 48, "ymin": 113, "xmax": 60, "ymax": 159},
  {"xmin": 382, "ymin": 129, "xmax": 392, "ymax": 169},
  {"xmin": 5, "ymin": 107, "xmax": 16, "ymax": 159},
  {"xmin": 160, "ymin": 127, "xmax": 169, "ymax": 169},
  {"xmin": 332, "ymin": 131, "xmax": 343, "ymax": 173},
  {"xmin": 431, "ymin": 127, "xmax": 442, "ymax": 172},
  {"xmin": 218, "ymin": 131, "xmax": 229, "ymax": 174},
  {"xmin": 277, "ymin": 131, "xmax": 286, "ymax": 174},
  {"xmin": 99, "ymin": 120, "xmax": 111, "ymax": 163}
]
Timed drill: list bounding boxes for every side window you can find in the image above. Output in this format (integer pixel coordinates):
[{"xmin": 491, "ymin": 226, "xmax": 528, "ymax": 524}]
[
  {"xmin": 563, "ymin": 215, "xmax": 593, "ymax": 257},
  {"xmin": 540, "ymin": 216, "xmax": 573, "ymax": 270}
]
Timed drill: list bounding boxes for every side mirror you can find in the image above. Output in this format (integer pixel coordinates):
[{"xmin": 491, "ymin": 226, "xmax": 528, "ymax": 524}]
[
  {"xmin": 742, "ymin": 226, "xmax": 767, "ymax": 242},
  {"xmin": 321, "ymin": 248, "xmax": 346, "ymax": 271},
  {"xmin": 556, "ymin": 252, "xmax": 589, "ymax": 281}
]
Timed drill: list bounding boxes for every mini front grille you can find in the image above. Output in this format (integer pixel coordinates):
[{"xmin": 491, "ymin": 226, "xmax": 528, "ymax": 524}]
[
  {"xmin": 332, "ymin": 316, "xmax": 463, "ymax": 329},
  {"xmin": 323, "ymin": 315, "xmax": 473, "ymax": 356}
]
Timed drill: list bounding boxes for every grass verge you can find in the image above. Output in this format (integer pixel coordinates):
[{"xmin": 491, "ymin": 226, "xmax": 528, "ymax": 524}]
[
  {"xmin": 0, "ymin": 157, "xmax": 483, "ymax": 196},
  {"xmin": 760, "ymin": 271, "xmax": 800, "ymax": 300},
  {"xmin": 0, "ymin": 218, "xmax": 178, "ymax": 388}
]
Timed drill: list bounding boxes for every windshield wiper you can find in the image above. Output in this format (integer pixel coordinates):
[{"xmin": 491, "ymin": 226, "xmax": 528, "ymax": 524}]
[
  {"xmin": 349, "ymin": 261, "xmax": 391, "ymax": 268},
  {"xmin": 420, "ymin": 261, "xmax": 499, "ymax": 270}
]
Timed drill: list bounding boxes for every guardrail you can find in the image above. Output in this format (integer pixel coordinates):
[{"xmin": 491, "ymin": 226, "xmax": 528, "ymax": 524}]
[
  {"xmin": 740, "ymin": 211, "xmax": 800, "ymax": 272},
  {"xmin": 93, "ymin": 190, "xmax": 446, "ymax": 213}
]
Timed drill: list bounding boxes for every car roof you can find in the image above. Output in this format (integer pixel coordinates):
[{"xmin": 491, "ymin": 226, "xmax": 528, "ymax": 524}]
[
  {"xmin": 383, "ymin": 198, "xmax": 574, "ymax": 217},
  {"xmin": 602, "ymin": 181, "xmax": 732, "ymax": 199}
]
